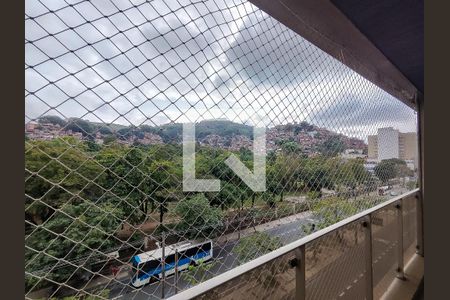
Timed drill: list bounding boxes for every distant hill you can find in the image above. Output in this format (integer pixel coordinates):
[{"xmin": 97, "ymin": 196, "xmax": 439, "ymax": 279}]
[
  {"xmin": 34, "ymin": 116, "xmax": 252, "ymax": 140},
  {"xmin": 90, "ymin": 122, "xmax": 128, "ymax": 132},
  {"xmin": 32, "ymin": 116, "xmax": 366, "ymax": 154},
  {"xmin": 150, "ymin": 119, "xmax": 253, "ymax": 143},
  {"xmin": 194, "ymin": 119, "xmax": 253, "ymax": 139}
]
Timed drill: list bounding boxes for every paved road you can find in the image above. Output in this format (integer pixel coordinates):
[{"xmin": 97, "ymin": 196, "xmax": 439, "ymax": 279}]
[
  {"xmin": 106, "ymin": 215, "xmax": 315, "ymax": 299},
  {"xmin": 106, "ymin": 189, "xmax": 410, "ymax": 300}
]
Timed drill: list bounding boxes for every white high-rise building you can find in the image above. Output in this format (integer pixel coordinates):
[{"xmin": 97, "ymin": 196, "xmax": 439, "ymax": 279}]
[
  {"xmin": 378, "ymin": 127, "xmax": 399, "ymax": 160},
  {"xmin": 367, "ymin": 127, "xmax": 418, "ymax": 168}
]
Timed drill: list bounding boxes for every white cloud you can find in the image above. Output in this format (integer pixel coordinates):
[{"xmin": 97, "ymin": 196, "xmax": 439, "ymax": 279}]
[{"xmin": 25, "ymin": 0, "xmax": 416, "ymax": 136}]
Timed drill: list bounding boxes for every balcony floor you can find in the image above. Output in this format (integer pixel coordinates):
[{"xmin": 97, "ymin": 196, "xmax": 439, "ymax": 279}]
[{"xmin": 381, "ymin": 254, "xmax": 424, "ymax": 300}]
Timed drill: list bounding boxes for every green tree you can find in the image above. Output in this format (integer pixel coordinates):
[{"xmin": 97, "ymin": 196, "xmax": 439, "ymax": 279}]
[
  {"xmin": 280, "ymin": 141, "xmax": 300, "ymax": 154},
  {"xmin": 103, "ymin": 135, "xmax": 117, "ymax": 144},
  {"xmin": 310, "ymin": 197, "xmax": 358, "ymax": 229},
  {"xmin": 181, "ymin": 259, "xmax": 216, "ymax": 286},
  {"xmin": 25, "ymin": 138, "xmax": 103, "ymax": 225},
  {"xmin": 407, "ymin": 180, "xmax": 418, "ymax": 190},
  {"xmin": 208, "ymin": 182, "xmax": 241, "ymax": 210},
  {"xmin": 66, "ymin": 118, "xmax": 95, "ymax": 136},
  {"xmin": 261, "ymin": 191, "xmax": 276, "ymax": 208},
  {"xmin": 85, "ymin": 140, "xmax": 101, "ymax": 152},
  {"xmin": 295, "ymin": 121, "xmax": 315, "ymax": 133},
  {"xmin": 374, "ymin": 158, "xmax": 409, "ymax": 184},
  {"xmin": 98, "ymin": 126, "xmax": 113, "ymax": 135},
  {"xmin": 298, "ymin": 156, "xmax": 334, "ymax": 193},
  {"xmin": 49, "ymin": 289, "xmax": 110, "ymax": 299},
  {"xmin": 238, "ymin": 147, "xmax": 253, "ymax": 161},
  {"xmin": 318, "ymin": 135, "xmax": 346, "ymax": 156},
  {"xmin": 25, "ymin": 202, "xmax": 124, "ymax": 291},
  {"xmin": 269, "ymin": 154, "xmax": 301, "ymax": 201},
  {"xmin": 95, "ymin": 146, "xmax": 147, "ymax": 224},
  {"xmin": 149, "ymin": 160, "xmax": 181, "ymax": 224},
  {"xmin": 117, "ymin": 127, "xmax": 134, "ymax": 139},
  {"xmin": 175, "ymin": 194, "xmax": 223, "ymax": 237},
  {"xmin": 234, "ymin": 232, "xmax": 281, "ymax": 263},
  {"xmin": 333, "ymin": 158, "xmax": 372, "ymax": 196},
  {"xmin": 38, "ymin": 115, "xmax": 67, "ymax": 127}
]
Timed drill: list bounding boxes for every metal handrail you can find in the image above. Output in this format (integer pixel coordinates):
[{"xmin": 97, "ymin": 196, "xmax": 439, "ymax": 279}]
[{"xmin": 167, "ymin": 188, "xmax": 420, "ymax": 300}]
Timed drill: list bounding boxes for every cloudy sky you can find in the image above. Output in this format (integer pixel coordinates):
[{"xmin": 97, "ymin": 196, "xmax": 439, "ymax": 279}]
[{"xmin": 25, "ymin": 0, "xmax": 417, "ymax": 141}]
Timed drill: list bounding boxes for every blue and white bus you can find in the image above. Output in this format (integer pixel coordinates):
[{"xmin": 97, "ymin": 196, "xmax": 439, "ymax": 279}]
[{"xmin": 130, "ymin": 240, "xmax": 213, "ymax": 288}]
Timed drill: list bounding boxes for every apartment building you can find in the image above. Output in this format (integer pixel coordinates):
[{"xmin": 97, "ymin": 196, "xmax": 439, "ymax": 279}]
[
  {"xmin": 368, "ymin": 127, "xmax": 418, "ymax": 166},
  {"xmin": 367, "ymin": 134, "xmax": 378, "ymax": 159},
  {"xmin": 399, "ymin": 132, "xmax": 418, "ymax": 160}
]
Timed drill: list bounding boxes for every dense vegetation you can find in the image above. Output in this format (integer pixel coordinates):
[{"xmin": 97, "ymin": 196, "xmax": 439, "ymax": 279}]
[
  {"xmin": 25, "ymin": 133, "xmax": 377, "ymax": 292},
  {"xmin": 374, "ymin": 158, "xmax": 413, "ymax": 184},
  {"xmin": 234, "ymin": 232, "xmax": 281, "ymax": 263}
]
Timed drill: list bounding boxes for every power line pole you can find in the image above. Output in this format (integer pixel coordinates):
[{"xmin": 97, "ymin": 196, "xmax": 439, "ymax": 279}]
[
  {"xmin": 174, "ymin": 249, "xmax": 179, "ymax": 294},
  {"xmin": 161, "ymin": 232, "xmax": 166, "ymax": 299}
]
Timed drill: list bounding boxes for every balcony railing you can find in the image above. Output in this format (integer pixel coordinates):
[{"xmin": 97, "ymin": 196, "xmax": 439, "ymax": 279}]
[
  {"xmin": 167, "ymin": 188, "xmax": 421, "ymax": 300},
  {"xmin": 25, "ymin": 1, "xmax": 421, "ymax": 299}
]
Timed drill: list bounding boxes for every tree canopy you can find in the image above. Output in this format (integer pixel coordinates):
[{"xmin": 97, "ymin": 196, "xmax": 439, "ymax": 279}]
[
  {"xmin": 38, "ymin": 115, "xmax": 67, "ymax": 127},
  {"xmin": 66, "ymin": 118, "xmax": 95, "ymax": 136},
  {"xmin": 234, "ymin": 232, "xmax": 281, "ymax": 263},
  {"xmin": 374, "ymin": 158, "xmax": 412, "ymax": 183},
  {"xmin": 24, "ymin": 133, "xmax": 402, "ymax": 293},
  {"xmin": 175, "ymin": 194, "xmax": 223, "ymax": 237},
  {"xmin": 318, "ymin": 135, "xmax": 346, "ymax": 156}
]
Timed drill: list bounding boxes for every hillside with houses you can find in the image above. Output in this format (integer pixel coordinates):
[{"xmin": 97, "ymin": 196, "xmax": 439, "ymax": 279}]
[{"xmin": 25, "ymin": 116, "xmax": 367, "ymax": 156}]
